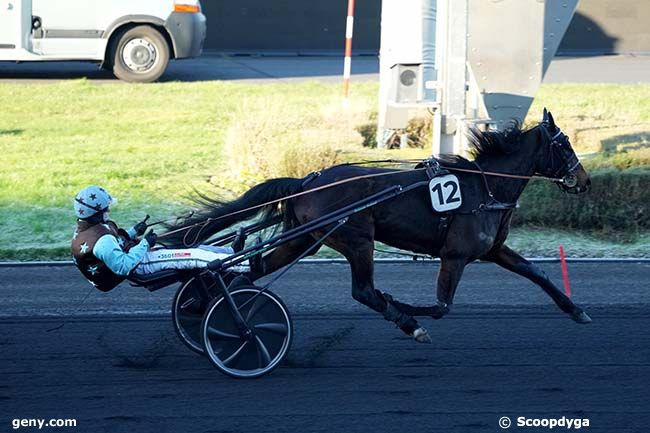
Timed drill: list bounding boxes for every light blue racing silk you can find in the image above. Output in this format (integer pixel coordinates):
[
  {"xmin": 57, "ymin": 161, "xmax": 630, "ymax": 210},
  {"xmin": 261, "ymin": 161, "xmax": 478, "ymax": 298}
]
[{"xmin": 93, "ymin": 234, "xmax": 149, "ymax": 276}]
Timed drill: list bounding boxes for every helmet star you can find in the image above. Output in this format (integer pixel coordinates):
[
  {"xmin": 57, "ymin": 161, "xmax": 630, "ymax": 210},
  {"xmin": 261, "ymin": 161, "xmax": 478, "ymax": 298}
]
[
  {"xmin": 89, "ymin": 193, "xmax": 97, "ymax": 200},
  {"xmin": 79, "ymin": 242, "xmax": 89, "ymax": 254}
]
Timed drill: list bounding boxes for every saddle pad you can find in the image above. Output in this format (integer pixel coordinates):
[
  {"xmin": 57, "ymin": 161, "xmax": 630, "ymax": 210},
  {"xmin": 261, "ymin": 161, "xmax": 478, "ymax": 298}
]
[{"xmin": 429, "ymin": 174, "xmax": 462, "ymax": 212}]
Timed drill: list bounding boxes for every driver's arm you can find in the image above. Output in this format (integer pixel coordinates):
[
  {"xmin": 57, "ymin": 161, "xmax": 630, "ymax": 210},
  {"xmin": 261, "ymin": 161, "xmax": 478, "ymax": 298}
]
[{"xmin": 93, "ymin": 234, "xmax": 149, "ymax": 276}]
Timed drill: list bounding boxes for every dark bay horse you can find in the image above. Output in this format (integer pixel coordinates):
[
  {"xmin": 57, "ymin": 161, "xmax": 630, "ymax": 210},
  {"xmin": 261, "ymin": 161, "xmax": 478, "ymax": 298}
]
[{"xmin": 164, "ymin": 109, "xmax": 592, "ymax": 343}]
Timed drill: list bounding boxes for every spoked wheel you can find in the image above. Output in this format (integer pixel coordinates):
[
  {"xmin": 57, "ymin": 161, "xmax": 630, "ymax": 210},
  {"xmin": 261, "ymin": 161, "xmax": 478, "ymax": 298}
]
[
  {"xmin": 172, "ymin": 278, "xmax": 211, "ymax": 354},
  {"xmin": 201, "ymin": 286, "xmax": 293, "ymax": 379}
]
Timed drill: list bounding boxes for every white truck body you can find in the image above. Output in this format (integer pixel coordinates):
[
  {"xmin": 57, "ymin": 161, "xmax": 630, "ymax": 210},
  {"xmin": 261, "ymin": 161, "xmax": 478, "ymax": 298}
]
[{"xmin": 0, "ymin": 0, "xmax": 206, "ymax": 81}]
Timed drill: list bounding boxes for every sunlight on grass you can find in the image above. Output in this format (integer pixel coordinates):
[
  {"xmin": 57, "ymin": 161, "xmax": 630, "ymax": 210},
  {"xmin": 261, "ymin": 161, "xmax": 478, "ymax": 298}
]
[
  {"xmin": 527, "ymin": 84, "xmax": 650, "ymax": 169},
  {"xmin": 1, "ymin": 81, "xmax": 649, "ymax": 259}
]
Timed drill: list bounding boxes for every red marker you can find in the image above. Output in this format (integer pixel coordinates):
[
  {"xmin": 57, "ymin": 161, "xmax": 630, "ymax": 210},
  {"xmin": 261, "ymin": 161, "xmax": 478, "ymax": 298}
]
[{"xmin": 559, "ymin": 245, "xmax": 571, "ymax": 298}]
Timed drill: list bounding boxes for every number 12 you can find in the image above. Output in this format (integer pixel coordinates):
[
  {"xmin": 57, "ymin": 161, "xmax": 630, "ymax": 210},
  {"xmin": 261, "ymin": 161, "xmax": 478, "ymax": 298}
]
[{"xmin": 432, "ymin": 181, "xmax": 461, "ymax": 205}]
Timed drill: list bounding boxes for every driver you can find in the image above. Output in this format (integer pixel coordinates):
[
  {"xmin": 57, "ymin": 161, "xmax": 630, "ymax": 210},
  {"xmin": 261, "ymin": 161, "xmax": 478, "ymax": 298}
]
[{"xmin": 71, "ymin": 185, "xmax": 242, "ymax": 292}]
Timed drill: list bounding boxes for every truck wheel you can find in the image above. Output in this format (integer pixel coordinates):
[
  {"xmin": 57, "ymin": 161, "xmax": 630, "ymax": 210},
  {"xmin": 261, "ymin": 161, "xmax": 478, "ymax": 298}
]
[{"xmin": 111, "ymin": 25, "xmax": 170, "ymax": 83}]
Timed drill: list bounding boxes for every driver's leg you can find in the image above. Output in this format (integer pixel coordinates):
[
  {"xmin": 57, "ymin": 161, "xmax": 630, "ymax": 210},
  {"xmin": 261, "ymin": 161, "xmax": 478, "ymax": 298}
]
[{"xmin": 133, "ymin": 247, "xmax": 247, "ymax": 275}]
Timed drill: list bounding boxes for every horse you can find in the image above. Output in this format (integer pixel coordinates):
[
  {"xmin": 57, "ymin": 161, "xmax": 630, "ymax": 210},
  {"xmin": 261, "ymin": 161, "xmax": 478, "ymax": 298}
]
[{"xmin": 163, "ymin": 109, "xmax": 592, "ymax": 343}]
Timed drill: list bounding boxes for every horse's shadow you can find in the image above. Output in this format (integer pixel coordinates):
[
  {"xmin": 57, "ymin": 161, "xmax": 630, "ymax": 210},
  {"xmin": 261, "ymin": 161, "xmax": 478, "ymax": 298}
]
[
  {"xmin": 0, "ymin": 129, "xmax": 23, "ymax": 136},
  {"xmin": 600, "ymin": 132, "xmax": 650, "ymax": 154}
]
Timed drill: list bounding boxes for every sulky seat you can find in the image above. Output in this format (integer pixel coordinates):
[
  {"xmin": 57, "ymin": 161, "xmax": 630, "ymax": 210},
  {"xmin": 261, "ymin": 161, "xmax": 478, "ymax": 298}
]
[{"xmin": 127, "ymin": 270, "xmax": 186, "ymax": 292}]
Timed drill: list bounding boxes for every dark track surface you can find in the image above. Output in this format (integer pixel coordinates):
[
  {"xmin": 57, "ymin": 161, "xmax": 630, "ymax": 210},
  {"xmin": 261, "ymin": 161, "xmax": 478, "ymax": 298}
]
[
  {"xmin": 2, "ymin": 261, "xmax": 650, "ymax": 317},
  {"xmin": 1, "ymin": 262, "xmax": 649, "ymax": 433}
]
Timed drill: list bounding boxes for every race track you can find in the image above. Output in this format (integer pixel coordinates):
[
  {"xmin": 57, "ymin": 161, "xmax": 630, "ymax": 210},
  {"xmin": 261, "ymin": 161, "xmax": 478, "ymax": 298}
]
[{"xmin": 1, "ymin": 262, "xmax": 649, "ymax": 433}]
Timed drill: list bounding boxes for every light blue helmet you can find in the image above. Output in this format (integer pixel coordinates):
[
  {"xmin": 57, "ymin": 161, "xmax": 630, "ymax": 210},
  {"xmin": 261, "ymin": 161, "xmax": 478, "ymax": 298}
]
[{"xmin": 74, "ymin": 185, "xmax": 115, "ymax": 219}]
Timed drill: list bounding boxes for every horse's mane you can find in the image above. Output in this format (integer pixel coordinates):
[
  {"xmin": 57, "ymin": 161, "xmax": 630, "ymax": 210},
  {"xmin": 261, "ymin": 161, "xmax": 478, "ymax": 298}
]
[
  {"xmin": 419, "ymin": 121, "xmax": 528, "ymax": 170},
  {"xmin": 466, "ymin": 121, "xmax": 525, "ymax": 160},
  {"xmin": 432, "ymin": 154, "xmax": 474, "ymax": 169}
]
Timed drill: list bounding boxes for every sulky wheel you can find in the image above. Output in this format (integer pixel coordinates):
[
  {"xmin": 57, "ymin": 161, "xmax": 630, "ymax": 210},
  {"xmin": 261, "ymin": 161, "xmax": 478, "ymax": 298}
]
[
  {"xmin": 172, "ymin": 277, "xmax": 210, "ymax": 355},
  {"xmin": 201, "ymin": 286, "xmax": 293, "ymax": 379}
]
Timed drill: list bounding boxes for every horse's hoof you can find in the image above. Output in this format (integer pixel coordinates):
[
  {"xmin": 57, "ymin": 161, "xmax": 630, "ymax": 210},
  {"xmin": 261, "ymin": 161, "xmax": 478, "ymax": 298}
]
[
  {"xmin": 571, "ymin": 311, "xmax": 592, "ymax": 324},
  {"xmin": 431, "ymin": 305, "xmax": 449, "ymax": 320},
  {"xmin": 413, "ymin": 327, "xmax": 432, "ymax": 343}
]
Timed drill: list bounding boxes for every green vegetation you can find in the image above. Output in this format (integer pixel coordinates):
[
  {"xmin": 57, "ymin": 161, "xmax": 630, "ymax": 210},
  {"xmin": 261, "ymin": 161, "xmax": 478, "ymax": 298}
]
[
  {"xmin": 529, "ymin": 83, "xmax": 650, "ymax": 170},
  {"xmin": 515, "ymin": 168, "xmax": 650, "ymax": 240},
  {"xmin": 518, "ymin": 84, "xmax": 650, "ymax": 243},
  {"xmin": 0, "ymin": 81, "xmax": 648, "ymax": 259}
]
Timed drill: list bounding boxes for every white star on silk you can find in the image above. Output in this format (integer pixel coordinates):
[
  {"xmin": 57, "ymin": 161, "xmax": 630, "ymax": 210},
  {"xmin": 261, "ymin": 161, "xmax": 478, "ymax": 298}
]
[
  {"xmin": 79, "ymin": 242, "xmax": 89, "ymax": 254},
  {"xmin": 87, "ymin": 265, "xmax": 99, "ymax": 276},
  {"xmin": 118, "ymin": 237, "xmax": 125, "ymax": 247}
]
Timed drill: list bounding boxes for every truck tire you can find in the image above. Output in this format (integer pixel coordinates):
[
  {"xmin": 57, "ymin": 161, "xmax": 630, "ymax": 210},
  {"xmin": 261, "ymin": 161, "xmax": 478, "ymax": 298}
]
[{"xmin": 111, "ymin": 25, "xmax": 170, "ymax": 83}]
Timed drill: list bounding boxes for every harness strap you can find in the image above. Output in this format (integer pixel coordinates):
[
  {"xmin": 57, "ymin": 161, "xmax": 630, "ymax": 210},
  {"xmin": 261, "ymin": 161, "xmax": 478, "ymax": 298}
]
[
  {"xmin": 437, "ymin": 214, "xmax": 453, "ymax": 239},
  {"xmin": 469, "ymin": 160, "xmax": 517, "ymax": 213},
  {"xmin": 301, "ymin": 171, "xmax": 321, "ymax": 187},
  {"xmin": 472, "ymin": 161, "xmax": 494, "ymax": 199},
  {"xmin": 422, "ymin": 157, "xmax": 448, "ymax": 180}
]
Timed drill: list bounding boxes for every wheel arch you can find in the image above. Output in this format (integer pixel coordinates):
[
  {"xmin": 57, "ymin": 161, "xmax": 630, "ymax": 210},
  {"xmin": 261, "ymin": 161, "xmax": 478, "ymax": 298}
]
[{"xmin": 102, "ymin": 16, "xmax": 176, "ymax": 67}]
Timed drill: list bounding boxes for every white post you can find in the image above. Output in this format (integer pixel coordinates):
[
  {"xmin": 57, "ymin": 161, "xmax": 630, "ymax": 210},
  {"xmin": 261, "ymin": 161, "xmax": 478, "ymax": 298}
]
[
  {"xmin": 442, "ymin": 0, "xmax": 467, "ymax": 153},
  {"xmin": 342, "ymin": 0, "xmax": 355, "ymax": 106},
  {"xmin": 432, "ymin": 108, "xmax": 442, "ymax": 156}
]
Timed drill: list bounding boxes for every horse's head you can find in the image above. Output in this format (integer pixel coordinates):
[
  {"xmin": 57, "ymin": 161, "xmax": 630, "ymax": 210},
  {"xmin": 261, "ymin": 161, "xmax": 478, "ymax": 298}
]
[{"xmin": 534, "ymin": 108, "xmax": 591, "ymax": 194}]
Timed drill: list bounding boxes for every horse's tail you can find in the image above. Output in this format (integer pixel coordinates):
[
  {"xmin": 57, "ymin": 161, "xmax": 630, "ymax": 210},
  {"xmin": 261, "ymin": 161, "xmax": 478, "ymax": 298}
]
[{"xmin": 162, "ymin": 177, "xmax": 304, "ymax": 246}]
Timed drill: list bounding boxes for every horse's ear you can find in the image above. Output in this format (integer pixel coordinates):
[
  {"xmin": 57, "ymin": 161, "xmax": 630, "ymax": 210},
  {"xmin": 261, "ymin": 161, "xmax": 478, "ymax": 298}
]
[
  {"xmin": 542, "ymin": 107, "xmax": 549, "ymax": 123},
  {"xmin": 547, "ymin": 111, "xmax": 556, "ymax": 129}
]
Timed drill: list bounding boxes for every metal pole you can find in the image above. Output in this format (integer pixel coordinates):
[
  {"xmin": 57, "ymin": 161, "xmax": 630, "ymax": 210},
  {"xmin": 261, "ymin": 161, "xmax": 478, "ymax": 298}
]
[
  {"xmin": 432, "ymin": 0, "xmax": 447, "ymax": 155},
  {"xmin": 421, "ymin": 0, "xmax": 437, "ymax": 103},
  {"xmin": 432, "ymin": 108, "xmax": 442, "ymax": 156},
  {"xmin": 441, "ymin": 0, "xmax": 467, "ymax": 154}
]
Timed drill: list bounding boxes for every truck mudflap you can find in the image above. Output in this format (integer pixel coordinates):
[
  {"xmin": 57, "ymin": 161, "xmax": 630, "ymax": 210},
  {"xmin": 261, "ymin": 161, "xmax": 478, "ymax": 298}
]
[{"xmin": 165, "ymin": 11, "xmax": 206, "ymax": 59}]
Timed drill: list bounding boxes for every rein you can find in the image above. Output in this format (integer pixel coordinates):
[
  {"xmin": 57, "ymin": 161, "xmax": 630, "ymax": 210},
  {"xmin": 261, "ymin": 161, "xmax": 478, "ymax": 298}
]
[
  {"xmin": 347, "ymin": 158, "xmax": 563, "ymax": 182},
  {"xmin": 160, "ymin": 161, "xmax": 565, "ymax": 245},
  {"xmin": 160, "ymin": 168, "xmax": 428, "ymax": 243}
]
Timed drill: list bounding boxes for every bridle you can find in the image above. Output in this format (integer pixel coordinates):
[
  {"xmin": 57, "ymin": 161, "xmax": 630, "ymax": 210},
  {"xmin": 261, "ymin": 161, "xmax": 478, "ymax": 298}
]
[{"xmin": 539, "ymin": 122, "xmax": 582, "ymax": 192}]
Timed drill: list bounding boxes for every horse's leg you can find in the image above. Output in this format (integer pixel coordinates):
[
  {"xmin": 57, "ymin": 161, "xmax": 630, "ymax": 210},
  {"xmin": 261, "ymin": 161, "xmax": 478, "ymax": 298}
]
[
  {"xmin": 246, "ymin": 235, "xmax": 320, "ymax": 281},
  {"xmin": 426, "ymin": 256, "xmax": 468, "ymax": 319},
  {"xmin": 484, "ymin": 244, "xmax": 591, "ymax": 323},
  {"xmin": 323, "ymin": 227, "xmax": 431, "ymax": 343},
  {"xmin": 346, "ymin": 245, "xmax": 432, "ymax": 343},
  {"xmin": 382, "ymin": 258, "xmax": 467, "ymax": 320}
]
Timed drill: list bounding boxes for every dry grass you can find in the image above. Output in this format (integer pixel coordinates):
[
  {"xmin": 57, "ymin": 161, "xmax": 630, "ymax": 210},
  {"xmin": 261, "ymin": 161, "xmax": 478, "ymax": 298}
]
[{"xmin": 218, "ymin": 86, "xmax": 389, "ymax": 191}]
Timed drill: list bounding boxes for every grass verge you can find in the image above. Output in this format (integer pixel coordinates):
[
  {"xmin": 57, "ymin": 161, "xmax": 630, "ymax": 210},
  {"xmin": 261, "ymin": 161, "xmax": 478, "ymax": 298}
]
[{"xmin": 1, "ymin": 81, "xmax": 649, "ymax": 259}]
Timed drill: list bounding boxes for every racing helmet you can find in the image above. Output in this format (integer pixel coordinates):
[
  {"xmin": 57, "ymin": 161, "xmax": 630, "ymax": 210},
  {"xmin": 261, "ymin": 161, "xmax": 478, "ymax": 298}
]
[{"xmin": 74, "ymin": 185, "xmax": 115, "ymax": 219}]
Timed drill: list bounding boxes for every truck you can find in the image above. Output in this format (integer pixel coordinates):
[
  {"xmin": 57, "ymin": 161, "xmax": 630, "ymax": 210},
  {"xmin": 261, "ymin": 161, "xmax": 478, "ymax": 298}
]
[{"xmin": 0, "ymin": 0, "xmax": 206, "ymax": 82}]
